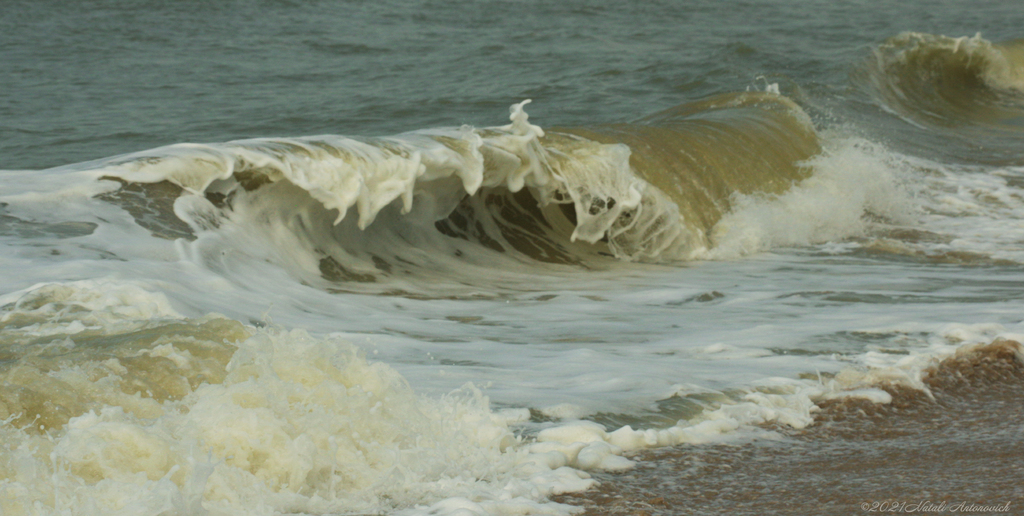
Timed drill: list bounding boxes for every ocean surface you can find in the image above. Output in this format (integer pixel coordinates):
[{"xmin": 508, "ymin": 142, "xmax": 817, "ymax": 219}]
[{"xmin": 2, "ymin": 1, "xmax": 1023, "ymax": 515}]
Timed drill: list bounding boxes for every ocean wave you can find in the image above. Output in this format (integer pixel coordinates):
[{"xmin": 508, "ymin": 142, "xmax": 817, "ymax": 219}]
[
  {"xmin": 857, "ymin": 32, "xmax": 1024, "ymax": 129},
  {"xmin": 78, "ymin": 94, "xmax": 833, "ymax": 287}
]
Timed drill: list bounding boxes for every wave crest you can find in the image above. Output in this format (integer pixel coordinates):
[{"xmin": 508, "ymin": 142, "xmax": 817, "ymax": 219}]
[
  {"xmin": 82, "ymin": 94, "xmax": 843, "ymax": 289},
  {"xmin": 858, "ymin": 32, "xmax": 1024, "ymax": 128}
]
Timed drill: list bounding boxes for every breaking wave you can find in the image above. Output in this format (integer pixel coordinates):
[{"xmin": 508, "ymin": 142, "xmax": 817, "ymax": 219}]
[
  {"xmin": 858, "ymin": 32, "xmax": 1024, "ymax": 129},
  {"xmin": 71, "ymin": 93, "xmax": 876, "ymax": 291}
]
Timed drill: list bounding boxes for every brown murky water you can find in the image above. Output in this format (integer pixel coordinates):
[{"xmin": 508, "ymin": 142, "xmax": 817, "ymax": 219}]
[{"xmin": 554, "ymin": 341, "xmax": 1024, "ymax": 516}]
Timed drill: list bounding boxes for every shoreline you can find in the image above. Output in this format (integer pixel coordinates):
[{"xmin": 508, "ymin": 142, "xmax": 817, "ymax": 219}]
[{"xmin": 554, "ymin": 341, "xmax": 1024, "ymax": 515}]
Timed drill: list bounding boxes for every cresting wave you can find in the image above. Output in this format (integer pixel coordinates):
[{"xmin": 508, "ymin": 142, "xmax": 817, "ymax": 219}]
[
  {"xmin": 858, "ymin": 32, "xmax": 1024, "ymax": 129},
  {"xmin": 86, "ymin": 92, "xmax": 825, "ymax": 288}
]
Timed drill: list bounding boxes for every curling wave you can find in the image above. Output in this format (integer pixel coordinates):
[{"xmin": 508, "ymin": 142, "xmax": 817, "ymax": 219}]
[
  {"xmin": 858, "ymin": 32, "xmax": 1024, "ymax": 129},
  {"xmin": 86, "ymin": 93, "xmax": 826, "ymax": 288}
]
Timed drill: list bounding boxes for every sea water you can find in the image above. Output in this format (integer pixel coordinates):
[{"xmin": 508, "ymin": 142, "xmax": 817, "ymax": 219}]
[{"xmin": 2, "ymin": 1, "xmax": 1023, "ymax": 514}]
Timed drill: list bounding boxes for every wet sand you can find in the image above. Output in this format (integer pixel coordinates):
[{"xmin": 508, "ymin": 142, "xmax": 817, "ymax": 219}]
[{"xmin": 554, "ymin": 341, "xmax": 1024, "ymax": 515}]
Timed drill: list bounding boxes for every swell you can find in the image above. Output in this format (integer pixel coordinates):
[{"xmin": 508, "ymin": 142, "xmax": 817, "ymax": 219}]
[
  {"xmin": 89, "ymin": 94, "xmax": 821, "ymax": 286},
  {"xmin": 857, "ymin": 32, "xmax": 1024, "ymax": 130}
]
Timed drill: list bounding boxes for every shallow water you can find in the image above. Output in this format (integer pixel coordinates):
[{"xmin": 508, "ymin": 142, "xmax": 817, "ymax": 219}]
[
  {"xmin": 2, "ymin": 1, "xmax": 1023, "ymax": 515},
  {"xmin": 554, "ymin": 342, "xmax": 1024, "ymax": 515}
]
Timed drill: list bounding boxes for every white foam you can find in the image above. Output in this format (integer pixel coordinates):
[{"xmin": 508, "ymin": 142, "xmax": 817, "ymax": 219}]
[
  {"xmin": 0, "ymin": 278, "xmax": 183, "ymax": 335},
  {"xmin": 90, "ymin": 102, "xmax": 535, "ymax": 231},
  {"xmin": 913, "ymin": 162, "xmax": 1024, "ymax": 262},
  {"xmin": 706, "ymin": 134, "xmax": 916, "ymax": 258},
  {"xmin": 507, "ymin": 324, "xmax": 1024, "ymax": 477},
  {"xmin": 0, "ymin": 321, "xmax": 600, "ymax": 516}
]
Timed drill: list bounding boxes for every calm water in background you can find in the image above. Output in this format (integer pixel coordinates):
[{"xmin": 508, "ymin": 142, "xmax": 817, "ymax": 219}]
[
  {"xmin": 2, "ymin": 1, "xmax": 1023, "ymax": 515},
  {"xmin": 4, "ymin": 0, "xmax": 1018, "ymax": 170}
]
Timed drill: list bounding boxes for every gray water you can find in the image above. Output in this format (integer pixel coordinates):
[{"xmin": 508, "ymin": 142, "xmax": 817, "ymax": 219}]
[{"xmin": 3, "ymin": 0, "xmax": 1019, "ymax": 169}]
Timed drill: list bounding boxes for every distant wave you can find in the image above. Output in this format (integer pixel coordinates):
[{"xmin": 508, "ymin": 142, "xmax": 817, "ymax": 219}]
[{"xmin": 858, "ymin": 32, "xmax": 1024, "ymax": 129}]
